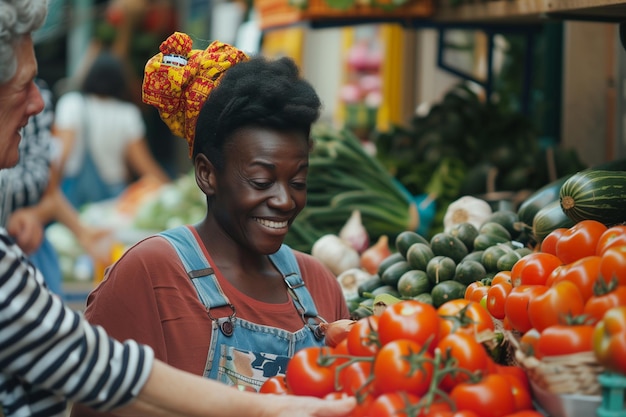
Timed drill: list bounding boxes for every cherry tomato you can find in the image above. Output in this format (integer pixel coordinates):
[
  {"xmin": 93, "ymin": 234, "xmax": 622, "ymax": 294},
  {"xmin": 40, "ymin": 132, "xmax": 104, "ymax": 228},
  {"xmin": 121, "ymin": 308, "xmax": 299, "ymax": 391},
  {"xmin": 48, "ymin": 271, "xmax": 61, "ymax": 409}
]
[
  {"xmin": 285, "ymin": 346, "xmax": 337, "ymax": 397},
  {"xmin": 437, "ymin": 299, "xmax": 494, "ymax": 338},
  {"xmin": 537, "ymin": 323, "xmax": 594, "ymax": 357},
  {"xmin": 584, "ymin": 285, "xmax": 626, "ymax": 325},
  {"xmin": 346, "ymin": 315, "xmax": 380, "ymax": 357},
  {"xmin": 486, "ymin": 280, "xmax": 513, "ymax": 320},
  {"xmin": 518, "ymin": 328, "xmax": 540, "ymax": 357},
  {"xmin": 596, "ymin": 225, "xmax": 626, "ymax": 255},
  {"xmin": 259, "ymin": 375, "xmax": 290, "ymax": 394},
  {"xmin": 373, "ymin": 339, "xmax": 434, "ymax": 396},
  {"xmin": 465, "ymin": 281, "xmax": 490, "ymax": 303},
  {"xmin": 593, "ymin": 305, "xmax": 626, "ymax": 374},
  {"xmin": 368, "ymin": 392, "xmax": 421, "ymax": 417},
  {"xmin": 437, "ymin": 332, "xmax": 490, "ymax": 391},
  {"xmin": 491, "ymin": 270, "xmax": 512, "ymax": 286},
  {"xmin": 545, "ymin": 255, "xmax": 601, "ymax": 302},
  {"xmin": 599, "ymin": 245, "xmax": 626, "ymax": 287},
  {"xmin": 338, "ymin": 360, "xmax": 374, "ymax": 398},
  {"xmin": 555, "ymin": 220, "xmax": 607, "ymax": 264},
  {"xmin": 528, "ymin": 280, "xmax": 585, "ymax": 332},
  {"xmin": 504, "ymin": 285, "xmax": 549, "ymax": 333},
  {"xmin": 510, "ymin": 252, "xmax": 562, "ymax": 287},
  {"xmin": 450, "ymin": 373, "xmax": 516, "ymax": 417},
  {"xmin": 378, "ymin": 300, "xmax": 441, "ymax": 352},
  {"xmin": 541, "ymin": 227, "xmax": 568, "ymax": 256}
]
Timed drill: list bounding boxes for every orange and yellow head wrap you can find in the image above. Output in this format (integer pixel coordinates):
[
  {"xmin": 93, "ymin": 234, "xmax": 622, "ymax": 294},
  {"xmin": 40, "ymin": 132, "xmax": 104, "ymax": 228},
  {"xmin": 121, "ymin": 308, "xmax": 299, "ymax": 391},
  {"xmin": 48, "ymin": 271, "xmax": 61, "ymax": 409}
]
[{"xmin": 142, "ymin": 32, "xmax": 249, "ymax": 157}]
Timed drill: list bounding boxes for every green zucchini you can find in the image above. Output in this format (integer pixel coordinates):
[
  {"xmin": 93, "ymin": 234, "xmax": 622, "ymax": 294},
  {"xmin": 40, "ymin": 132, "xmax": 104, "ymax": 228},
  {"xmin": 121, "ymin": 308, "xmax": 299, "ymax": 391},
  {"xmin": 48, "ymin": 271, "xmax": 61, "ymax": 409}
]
[
  {"xmin": 559, "ymin": 170, "xmax": 626, "ymax": 226},
  {"xmin": 532, "ymin": 200, "xmax": 576, "ymax": 243}
]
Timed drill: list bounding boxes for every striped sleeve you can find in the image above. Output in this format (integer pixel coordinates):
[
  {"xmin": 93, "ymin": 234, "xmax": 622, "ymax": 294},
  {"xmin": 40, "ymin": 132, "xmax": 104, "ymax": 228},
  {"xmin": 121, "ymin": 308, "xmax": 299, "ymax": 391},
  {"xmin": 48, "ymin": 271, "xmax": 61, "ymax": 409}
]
[{"xmin": 0, "ymin": 230, "xmax": 154, "ymax": 415}]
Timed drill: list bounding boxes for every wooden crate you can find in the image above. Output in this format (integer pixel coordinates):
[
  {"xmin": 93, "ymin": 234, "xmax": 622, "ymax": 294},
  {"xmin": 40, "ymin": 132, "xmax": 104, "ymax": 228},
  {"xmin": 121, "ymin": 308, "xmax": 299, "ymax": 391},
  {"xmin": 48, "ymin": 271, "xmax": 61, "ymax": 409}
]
[{"xmin": 255, "ymin": 0, "xmax": 435, "ymax": 29}]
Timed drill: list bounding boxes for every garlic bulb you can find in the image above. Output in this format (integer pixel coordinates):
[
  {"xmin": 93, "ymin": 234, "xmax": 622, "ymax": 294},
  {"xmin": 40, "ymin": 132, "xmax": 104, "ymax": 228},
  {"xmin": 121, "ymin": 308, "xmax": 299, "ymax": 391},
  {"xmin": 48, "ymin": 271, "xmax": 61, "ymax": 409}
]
[
  {"xmin": 339, "ymin": 210, "xmax": 370, "ymax": 254},
  {"xmin": 336, "ymin": 267, "xmax": 375, "ymax": 301},
  {"xmin": 443, "ymin": 195, "xmax": 493, "ymax": 233},
  {"xmin": 311, "ymin": 234, "xmax": 361, "ymax": 276}
]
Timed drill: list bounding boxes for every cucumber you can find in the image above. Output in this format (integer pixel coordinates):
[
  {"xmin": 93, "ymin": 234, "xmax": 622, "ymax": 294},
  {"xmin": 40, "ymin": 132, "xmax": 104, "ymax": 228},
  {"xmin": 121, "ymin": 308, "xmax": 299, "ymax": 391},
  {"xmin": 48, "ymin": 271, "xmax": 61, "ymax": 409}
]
[
  {"xmin": 485, "ymin": 210, "xmax": 520, "ymax": 239},
  {"xmin": 473, "ymin": 233, "xmax": 510, "ymax": 251},
  {"xmin": 357, "ymin": 276, "xmax": 384, "ymax": 298},
  {"xmin": 454, "ymin": 260, "xmax": 487, "ymax": 286},
  {"xmin": 395, "ymin": 231, "xmax": 430, "ymax": 258},
  {"xmin": 532, "ymin": 200, "xmax": 576, "ymax": 243},
  {"xmin": 448, "ymin": 222, "xmax": 479, "ymax": 252},
  {"xmin": 559, "ymin": 170, "xmax": 626, "ymax": 226},
  {"xmin": 431, "ymin": 280, "xmax": 467, "ymax": 308},
  {"xmin": 397, "ymin": 269, "xmax": 431, "ymax": 298},
  {"xmin": 479, "ymin": 222, "xmax": 512, "ymax": 240},
  {"xmin": 406, "ymin": 242, "xmax": 435, "ymax": 271},
  {"xmin": 413, "ymin": 292, "xmax": 433, "ymax": 305},
  {"xmin": 481, "ymin": 244, "xmax": 515, "ymax": 272},
  {"xmin": 497, "ymin": 248, "xmax": 533, "ymax": 271},
  {"xmin": 380, "ymin": 260, "xmax": 412, "ymax": 287},
  {"xmin": 430, "ymin": 232, "xmax": 468, "ymax": 264},
  {"xmin": 377, "ymin": 252, "xmax": 406, "ymax": 276},
  {"xmin": 462, "ymin": 250, "xmax": 484, "ymax": 264},
  {"xmin": 426, "ymin": 255, "xmax": 456, "ymax": 285}
]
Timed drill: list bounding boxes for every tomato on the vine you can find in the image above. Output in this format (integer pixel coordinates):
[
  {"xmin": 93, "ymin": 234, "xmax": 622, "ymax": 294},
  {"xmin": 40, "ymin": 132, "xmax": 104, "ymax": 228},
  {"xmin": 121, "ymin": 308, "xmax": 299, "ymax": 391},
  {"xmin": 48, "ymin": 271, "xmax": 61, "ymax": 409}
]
[
  {"xmin": 537, "ymin": 323, "xmax": 594, "ymax": 357},
  {"xmin": 368, "ymin": 392, "xmax": 420, "ymax": 417},
  {"xmin": 541, "ymin": 227, "xmax": 568, "ymax": 256},
  {"xmin": 486, "ymin": 280, "xmax": 512, "ymax": 320},
  {"xmin": 555, "ymin": 220, "xmax": 607, "ymax": 264},
  {"xmin": 545, "ymin": 255, "xmax": 601, "ymax": 302},
  {"xmin": 285, "ymin": 346, "xmax": 337, "ymax": 398},
  {"xmin": 510, "ymin": 252, "xmax": 562, "ymax": 287},
  {"xmin": 596, "ymin": 225, "xmax": 626, "ymax": 255},
  {"xmin": 338, "ymin": 359, "xmax": 374, "ymax": 398},
  {"xmin": 346, "ymin": 315, "xmax": 380, "ymax": 357},
  {"xmin": 259, "ymin": 375, "xmax": 290, "ymax": 394},
  {"xmin": 504, "ymin": 285, "xmax": 549, "ymax": 333},
  {"xmin": 377, "ymin": 300, "xmax": 441, "ymax": 352},
  {"xmin": 599, "ymin": 245, "xmax": 626, "ymax": 287},
  {"xmin": 436, "ymin": 332, "xmax": 490, "ymax": 391},
  {"xmin": 584, "ymin": 284, "xmax": 626, "ymax": 324},
  {"xmin": 528, "ymin": 280, "xmax": 584, "ymax": 332},
  {"xmin": 437, "ymin": 299, "xmax": 494, "ymax": 338},
  {"xmin": 450, "ymin": 373, "xmax": 516, "ymax": 417},
  {"xmin": 593, "ymin": 306, "xmax": 626, "ymax": 374},
  {"xmin": 373, "ymin": 338, "xmax": 434, "ymax": 396}
]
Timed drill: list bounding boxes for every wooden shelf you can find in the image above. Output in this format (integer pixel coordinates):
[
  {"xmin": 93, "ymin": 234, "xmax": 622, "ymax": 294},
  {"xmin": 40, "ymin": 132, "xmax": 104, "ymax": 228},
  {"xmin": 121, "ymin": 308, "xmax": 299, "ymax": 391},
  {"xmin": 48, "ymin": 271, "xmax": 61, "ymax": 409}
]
[{"xmin": 432, "ymin": 0, "xmax": 626, "ymax": 24}]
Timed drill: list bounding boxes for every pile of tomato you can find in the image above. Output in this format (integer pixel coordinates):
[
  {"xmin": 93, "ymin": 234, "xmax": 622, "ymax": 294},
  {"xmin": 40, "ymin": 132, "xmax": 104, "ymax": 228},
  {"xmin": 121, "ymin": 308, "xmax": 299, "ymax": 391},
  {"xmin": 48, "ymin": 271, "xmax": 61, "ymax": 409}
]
[
  {"xmin": 260, "ymin": 297, "xmax": 543, "ymax": 417},
  {"xmin": 464, "ymin": 220, "xmax": 626, "ymax": 372}
]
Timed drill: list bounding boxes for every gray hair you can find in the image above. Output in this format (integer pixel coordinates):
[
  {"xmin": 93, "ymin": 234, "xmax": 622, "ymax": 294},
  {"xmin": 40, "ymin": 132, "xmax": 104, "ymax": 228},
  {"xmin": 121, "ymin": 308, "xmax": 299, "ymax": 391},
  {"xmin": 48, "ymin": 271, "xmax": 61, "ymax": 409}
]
[{"xmin": 0, "ymin": 0, "xmax": 48, "ymax": 83}]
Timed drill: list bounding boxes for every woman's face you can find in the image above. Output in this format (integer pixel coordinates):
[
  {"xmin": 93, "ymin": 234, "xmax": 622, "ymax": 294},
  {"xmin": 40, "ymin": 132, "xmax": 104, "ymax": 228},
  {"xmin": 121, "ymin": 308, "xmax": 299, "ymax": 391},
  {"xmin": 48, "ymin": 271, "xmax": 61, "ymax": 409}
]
[
  {"xmin": 0, "ymin": 35, "xmax": 44, "ymax": 169},
  {"xmin": 209, "ymin": 127, "xmax": 309, "ymax": 255}
]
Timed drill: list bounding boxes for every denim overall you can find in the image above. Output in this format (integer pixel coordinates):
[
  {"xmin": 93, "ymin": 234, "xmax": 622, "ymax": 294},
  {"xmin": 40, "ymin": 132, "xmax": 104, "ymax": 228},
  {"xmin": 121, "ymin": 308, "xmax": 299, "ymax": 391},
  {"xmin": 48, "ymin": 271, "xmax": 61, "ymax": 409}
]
[{"xmin": 159, "ymin": 226, "xmax": 326, "ymax": 391}]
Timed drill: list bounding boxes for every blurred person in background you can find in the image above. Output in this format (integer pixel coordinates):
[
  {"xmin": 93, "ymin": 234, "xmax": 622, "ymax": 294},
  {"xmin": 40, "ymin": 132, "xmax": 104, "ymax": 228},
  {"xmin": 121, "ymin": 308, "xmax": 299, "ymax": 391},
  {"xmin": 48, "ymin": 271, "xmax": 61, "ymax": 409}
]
[
  {"xmin": 54, "ymin": 50, "xmax": 171, "ymax": 209},
  {"xmin": 0, "ymin": 1, "xmax": 356, "ymax": 416}
]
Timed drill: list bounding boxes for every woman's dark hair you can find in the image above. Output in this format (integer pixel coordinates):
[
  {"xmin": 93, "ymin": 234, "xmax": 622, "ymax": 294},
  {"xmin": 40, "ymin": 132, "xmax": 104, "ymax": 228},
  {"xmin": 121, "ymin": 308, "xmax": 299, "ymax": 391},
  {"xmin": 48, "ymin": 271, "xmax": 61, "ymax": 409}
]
[
  {"xmin": 81, "ymin": 51, "xmax": 130, "ymax": 101},
  {"xmin": 193, "ymin": 56, "xmax": 322, "ymax": 169}
]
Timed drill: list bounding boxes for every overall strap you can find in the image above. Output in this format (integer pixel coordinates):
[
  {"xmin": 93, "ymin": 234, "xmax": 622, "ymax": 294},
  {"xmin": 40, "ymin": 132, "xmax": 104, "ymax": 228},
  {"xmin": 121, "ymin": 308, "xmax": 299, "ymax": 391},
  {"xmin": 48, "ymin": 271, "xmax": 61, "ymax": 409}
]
[
  {"xmin": 270, "ymin": 245, "xmax": 321, "ymax": 320},
  {"xmin": 158, "ymin": 226, "xmax": 231, "ymax": 309}
]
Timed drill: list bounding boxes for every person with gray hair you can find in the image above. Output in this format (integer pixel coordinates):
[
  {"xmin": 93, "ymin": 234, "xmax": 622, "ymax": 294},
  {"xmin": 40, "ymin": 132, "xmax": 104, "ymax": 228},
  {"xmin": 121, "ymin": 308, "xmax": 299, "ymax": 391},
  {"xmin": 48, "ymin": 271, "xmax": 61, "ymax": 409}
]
[{"xmin": 0, "ymin": 1, "xmax": 356, "ymax": 416}]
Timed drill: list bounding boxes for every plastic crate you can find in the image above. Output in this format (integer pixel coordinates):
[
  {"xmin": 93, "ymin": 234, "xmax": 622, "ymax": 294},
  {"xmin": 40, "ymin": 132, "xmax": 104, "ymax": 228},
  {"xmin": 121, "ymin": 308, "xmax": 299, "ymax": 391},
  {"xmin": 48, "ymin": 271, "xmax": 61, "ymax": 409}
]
[{"xmin": 597, "ymin": 372, "xmax": 626, "ymax": 417}]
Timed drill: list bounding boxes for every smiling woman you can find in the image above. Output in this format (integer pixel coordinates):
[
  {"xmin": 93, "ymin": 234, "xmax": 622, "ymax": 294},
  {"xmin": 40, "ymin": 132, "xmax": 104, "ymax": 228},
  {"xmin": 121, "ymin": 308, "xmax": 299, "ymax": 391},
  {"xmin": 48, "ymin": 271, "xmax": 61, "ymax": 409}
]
[{"xmin": 70, "ymin": 31, "xmax": 350, "ymax": 417}]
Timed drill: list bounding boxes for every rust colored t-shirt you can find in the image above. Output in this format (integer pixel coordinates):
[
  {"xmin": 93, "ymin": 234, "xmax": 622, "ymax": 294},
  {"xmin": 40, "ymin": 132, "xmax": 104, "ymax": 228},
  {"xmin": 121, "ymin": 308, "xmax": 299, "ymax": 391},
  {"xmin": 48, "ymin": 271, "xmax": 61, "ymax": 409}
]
[{"xmin": 83, "ymin": 226, "xmax": 350, "ymax": 377}]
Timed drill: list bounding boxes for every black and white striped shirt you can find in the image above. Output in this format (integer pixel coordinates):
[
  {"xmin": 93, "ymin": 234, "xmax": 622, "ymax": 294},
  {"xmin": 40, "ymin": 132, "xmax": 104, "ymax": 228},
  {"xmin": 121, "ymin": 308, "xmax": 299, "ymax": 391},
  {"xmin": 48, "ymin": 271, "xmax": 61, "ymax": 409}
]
[{"xmin": 0, "ymin": 229, "xmax": 154, "ymax": 416}]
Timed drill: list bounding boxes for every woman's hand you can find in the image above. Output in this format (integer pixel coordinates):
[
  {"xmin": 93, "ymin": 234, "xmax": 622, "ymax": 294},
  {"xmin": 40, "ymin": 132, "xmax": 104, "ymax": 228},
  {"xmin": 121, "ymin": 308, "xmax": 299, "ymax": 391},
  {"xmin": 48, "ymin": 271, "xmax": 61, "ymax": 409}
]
[{"xmin": 6, "ymin": 208, "xmax": 44, "ymax": 254}]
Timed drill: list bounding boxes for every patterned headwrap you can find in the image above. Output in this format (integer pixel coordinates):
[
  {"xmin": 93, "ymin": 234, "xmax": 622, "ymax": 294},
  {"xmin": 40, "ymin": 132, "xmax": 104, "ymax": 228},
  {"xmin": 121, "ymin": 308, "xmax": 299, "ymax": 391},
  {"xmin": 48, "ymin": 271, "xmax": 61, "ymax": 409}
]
[{"xmin": 142, "ymin": 32, "xmax": 249, "ymax": 157}]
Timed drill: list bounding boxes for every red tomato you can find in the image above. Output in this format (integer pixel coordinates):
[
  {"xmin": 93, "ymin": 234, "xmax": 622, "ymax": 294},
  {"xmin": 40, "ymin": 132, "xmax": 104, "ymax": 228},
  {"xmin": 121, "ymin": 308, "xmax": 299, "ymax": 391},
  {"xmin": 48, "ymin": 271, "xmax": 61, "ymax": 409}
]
[
  {"xmin": 368, "ymin": 392, "xmax": 420, "ymax": 417},
  {"xmin": 537, "ymin": 323, "xmax": 594, "ymax": 357},
  {"xmin": 504, "ymin": 285, "xmax": 549, "ymax": 333},
  {"xmin": 599, "ymin": 245, "xmax": 626, "ymax": 287},
  {"xmin": 545, "ymin": 255, "xmax": 601, "ymax": 301},
  {"xmin": 425, "ymin": 411, "xmax": 480, "ymax": 417},
  {"xmin": 465, "ymin": 281, "xmax": 490, "ymax": 303},
  {"xmin": 373, "ymin": 339, "xmax": 434, "ymax": 396},
  {"xmin": 596, "ymin": 225, "xmax": 626, "ymax": 255},
  {"xmin": 338, "ymin": 360, "xmax": 374, "ymax": 397},
  {"xmin": 503, "ymin": 412, "xmax": 545, "ymax": 417},
  {"xmin": 495, "ymin": 364, "xmax": 531, "ymax": 394},
  {"xmin": 437, "ymin": 332, "xmax": 490, "ymax": 391},
  {"xmin": 416, "ymin": 401, "xmax": 453, "ymax": 416},
  {"xmin": 450, "ymin": 374, "xmax": 516, "ymax": 417},
  {"xmin": 259, "ymin": 375, "xmax": 290, "ymax": 394},
  {"xmin": 491, "ymin": 270, "xmax": 512, "ymax": 286},
  {"xmin": 285, "ymin": 346, "xmax": 337, "ymax": 397},
  {"xmin": 593, "ymin": 306, "xmax": 626, "ymax": 374},
  {"xmin": 350, "ymin": 394, "xmax": 375, "ymax": 417},
  {"xmin": 437, "ymin": 299, "xmax": 494, "ymax": 338},
  {"xmin": 377, "ymin": 300, "xmax": 441, "ymax": 351},
  {"xmin": 528, "ymin": 280, "xmax": 585, "ymax": 332},
  {"xmin": 346, "ymin": 315, "xmax": 380, "ymax": 357},
  {"xmin": 500, "ymin": 373, "xmax": 533, "ymax": 411},
  {"xmin": 510, "ymin": 252, "xmax": 562, "ymax": 287},
  {"xmin": 541, "ymin": 227, "xmax": 568, "ymax": 256},
  {"xmin": 555, "ymin": 220, "xmax": 607, "ymax": 264},
  {"xmin": 486, "ymin": 281, "xmax": 513, "ymax": 320},
  {"xmin": 518, "ymin": 328, "xmax": 541, "ymax": 357},
  {"xmin": 584, "ymin": 285, "xmax": 626, "ymax": 325}
]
